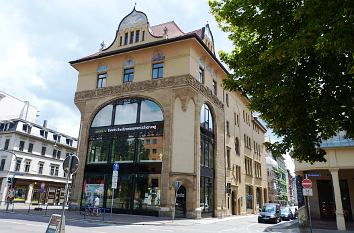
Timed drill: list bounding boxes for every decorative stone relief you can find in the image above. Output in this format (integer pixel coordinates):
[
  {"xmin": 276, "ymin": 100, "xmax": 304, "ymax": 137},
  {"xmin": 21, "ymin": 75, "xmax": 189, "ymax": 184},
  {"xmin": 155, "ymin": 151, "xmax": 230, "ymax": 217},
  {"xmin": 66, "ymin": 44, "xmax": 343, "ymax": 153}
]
[{"xmin": 75, "ymin": 75, "xmax": 224, "ymax": 110}]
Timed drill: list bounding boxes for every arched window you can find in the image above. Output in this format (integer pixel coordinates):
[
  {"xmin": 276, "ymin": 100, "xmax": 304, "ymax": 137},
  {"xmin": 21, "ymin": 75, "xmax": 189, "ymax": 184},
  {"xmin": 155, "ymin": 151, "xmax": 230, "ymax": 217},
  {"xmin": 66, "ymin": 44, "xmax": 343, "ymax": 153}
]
[
  {"xmin": 235, "ymin": 137, "xmax": 240, "ymax": 155},
  {"xmin": 200, "ymin": 103, "xmax": 214, "ymax": 216},
  {"xmin": 89, "ymin": 98, "xmax": 164, "ymax": 164}
]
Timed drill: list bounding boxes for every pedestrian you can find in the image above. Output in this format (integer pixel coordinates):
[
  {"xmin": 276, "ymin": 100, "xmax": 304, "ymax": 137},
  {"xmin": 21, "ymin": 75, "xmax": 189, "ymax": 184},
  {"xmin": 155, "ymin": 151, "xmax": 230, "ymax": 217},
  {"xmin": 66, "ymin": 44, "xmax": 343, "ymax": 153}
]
[{"xmin": 94, "ymin": 195, "xmax": 100, "ymax": 216}]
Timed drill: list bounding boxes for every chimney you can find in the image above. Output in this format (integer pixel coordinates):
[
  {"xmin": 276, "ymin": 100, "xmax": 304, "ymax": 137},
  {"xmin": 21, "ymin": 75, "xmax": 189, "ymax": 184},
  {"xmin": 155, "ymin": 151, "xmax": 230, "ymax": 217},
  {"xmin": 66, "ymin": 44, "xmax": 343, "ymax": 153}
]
[{"xmin": 43, "ymin": 120, "xmax": 47, "ymax": 128}]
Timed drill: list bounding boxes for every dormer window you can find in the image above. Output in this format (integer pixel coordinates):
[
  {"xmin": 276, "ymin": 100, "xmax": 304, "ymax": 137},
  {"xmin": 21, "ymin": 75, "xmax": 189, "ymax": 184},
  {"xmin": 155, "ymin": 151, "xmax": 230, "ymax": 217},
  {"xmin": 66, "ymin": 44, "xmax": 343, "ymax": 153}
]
[
  {"xmin": 66, "ymin": 138, "xmax": 73, "ymax": 146},
  {"xmin": 53, "ymin": 134, "xmax": 61, "ymax": 143},
  {"xmin": 22, "ymin": 124, "xmax": 32, "ymax": 134},
  {"xmin": 135, "ymin": 30, "xmax": 140, "ymax": 42},
  {"xmin": 124, "ymin": 33, "xmax": 128, "ymax": 45},
  {"xmin": 142, "ymin": 31, "xmax": 145, "ymax": 41},
  {"xmin": 119, "ymin": 36, "xmax": 122, "ymax": 46},
  {"xmin": 40, "ymin": 129, "xmax": 48, "ymax": 139},
  {"xmin": 130, "ymin": 31, "xmax": 134, "ymax": 44}
]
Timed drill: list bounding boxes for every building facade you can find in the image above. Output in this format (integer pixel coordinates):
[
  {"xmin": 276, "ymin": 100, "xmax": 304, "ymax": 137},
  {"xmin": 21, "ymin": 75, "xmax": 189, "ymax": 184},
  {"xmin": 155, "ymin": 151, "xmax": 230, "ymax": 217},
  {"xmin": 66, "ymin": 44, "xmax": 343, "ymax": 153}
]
[
  {"xmin": 295, "ymin": 132, "xmax": 354, "ymax": 230},
  {"xmin": 69, "ymin": 8, "xmax": 267, "ymax": 218},
  {"xmin": 0, "ymin": 119, "xmax": 78, "ymax": 205}
]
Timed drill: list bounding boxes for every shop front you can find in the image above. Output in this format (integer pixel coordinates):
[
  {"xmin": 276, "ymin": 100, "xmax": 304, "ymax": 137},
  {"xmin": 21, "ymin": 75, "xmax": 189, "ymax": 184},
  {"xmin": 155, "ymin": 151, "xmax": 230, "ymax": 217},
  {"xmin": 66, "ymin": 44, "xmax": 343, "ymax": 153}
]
[{"xmin": 81, "ymin": 98, "xmax": 164, "ymax": 216}]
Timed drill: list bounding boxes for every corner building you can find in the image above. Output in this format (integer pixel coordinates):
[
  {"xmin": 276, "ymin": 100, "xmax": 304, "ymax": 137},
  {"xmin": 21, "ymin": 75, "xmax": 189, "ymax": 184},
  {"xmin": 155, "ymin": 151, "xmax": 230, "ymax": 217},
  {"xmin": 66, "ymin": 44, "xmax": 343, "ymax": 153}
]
[{"xmin": 70, "ymin": 8, "xmax": 267, "ymax": 218}]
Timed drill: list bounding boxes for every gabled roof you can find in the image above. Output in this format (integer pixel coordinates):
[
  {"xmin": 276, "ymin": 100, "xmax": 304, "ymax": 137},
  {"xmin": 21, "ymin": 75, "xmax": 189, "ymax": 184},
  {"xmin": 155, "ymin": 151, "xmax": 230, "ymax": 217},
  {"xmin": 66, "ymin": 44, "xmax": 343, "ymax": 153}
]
[{"xmin": 150, "ymin": 21, "xmax": 184, "ymax": 38}]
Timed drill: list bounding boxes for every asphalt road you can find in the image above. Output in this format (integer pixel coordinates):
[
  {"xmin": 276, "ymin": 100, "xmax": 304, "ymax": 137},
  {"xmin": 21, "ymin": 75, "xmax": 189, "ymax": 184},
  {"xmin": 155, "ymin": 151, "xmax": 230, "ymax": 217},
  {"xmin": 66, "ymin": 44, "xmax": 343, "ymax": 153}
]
[{"xmin": 0, "ymin": 212, "xmax": 298, "ymax": 233}]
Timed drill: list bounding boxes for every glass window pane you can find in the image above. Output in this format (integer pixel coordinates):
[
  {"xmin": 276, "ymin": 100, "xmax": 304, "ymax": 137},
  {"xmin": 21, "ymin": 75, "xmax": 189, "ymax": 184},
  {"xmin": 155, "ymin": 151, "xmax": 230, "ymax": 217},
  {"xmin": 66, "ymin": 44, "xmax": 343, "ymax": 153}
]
[
  {"xmin": 114, "ymin": 102, "xmax": 138, "ymax": 125},
  {"xmin": 112, "ymin": 135, "xmax": 135, "ymax": 162},
  {"xmin": 91, "ymin": 105, "xmax": 113, "ymax": 127},
  {"xmin": 200, "ymin": 177, "xmax": 205, "ymax": 211},
  {"xmin": 107, "ymin": 174, "xmax": 132, "ymax": 209},
  {"xmin": 87, "ymin": 140, "xmax": 109, "ymax": 164},
  {"xmin": 140, "ymin": 100, "xmax": 163, "ymax": 123},
  {"xmin": 82, "ymin": 174, "xmax": 105, "ymax": 208},
  {"xmin": 133, "ymin": 174, "xmax": 161, "ymax": 210},
  {"xmin": 137, "ymin": 136, "xmax": 163, "ymax": 161}
]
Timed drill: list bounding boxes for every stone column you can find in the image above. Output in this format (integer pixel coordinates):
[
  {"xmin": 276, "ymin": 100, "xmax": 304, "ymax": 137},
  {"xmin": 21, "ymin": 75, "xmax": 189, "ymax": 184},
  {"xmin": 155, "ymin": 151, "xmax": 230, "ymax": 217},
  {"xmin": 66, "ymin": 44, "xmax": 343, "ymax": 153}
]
[
  {"xmin": 330, "ymin": 169, "xmax": 346, "ymax": 231},
  {"xmin": 0, "ymin": 178, "xmax": 9, "ymax": 205},
  {"xmin": 25, "ymin": 183, "xmax": 33, "ymax": 204}
]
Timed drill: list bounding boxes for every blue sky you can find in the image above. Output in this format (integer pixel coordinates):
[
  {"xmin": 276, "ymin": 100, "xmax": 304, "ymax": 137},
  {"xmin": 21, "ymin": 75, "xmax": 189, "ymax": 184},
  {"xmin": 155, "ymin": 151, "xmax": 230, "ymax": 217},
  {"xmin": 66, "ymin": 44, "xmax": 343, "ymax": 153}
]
[{"xmin": 0, "ymin": 0, "xmax": 294, "ymax": 172}]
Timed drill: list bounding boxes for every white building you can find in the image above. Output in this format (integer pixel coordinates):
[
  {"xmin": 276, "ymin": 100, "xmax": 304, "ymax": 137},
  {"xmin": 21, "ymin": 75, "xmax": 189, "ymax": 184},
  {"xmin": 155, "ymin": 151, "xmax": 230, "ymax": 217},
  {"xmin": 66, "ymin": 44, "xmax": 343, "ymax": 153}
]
[
  {"xmin": 0, "ymin": 91, "xmax": 78, "ymax": 205},
  {"xmin": 0, "ymin": 119, "xmax": 78, "ymax": 205},
  {"xmin": 0, "ymin": 91, "xmax": 39, "ymax": 123}
]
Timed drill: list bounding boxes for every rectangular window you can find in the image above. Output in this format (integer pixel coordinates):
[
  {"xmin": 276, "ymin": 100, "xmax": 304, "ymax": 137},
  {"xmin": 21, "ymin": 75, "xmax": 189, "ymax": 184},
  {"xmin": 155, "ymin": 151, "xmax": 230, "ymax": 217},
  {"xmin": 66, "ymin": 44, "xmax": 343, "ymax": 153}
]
[
  {"xmin": 124, "ymin": 32, "xmax": 128, "ymax": 45},
  {"xmin": 226, "ymin": 93, "xmax": 229, "ymax": 107},
  {"xmin": 50, "ymin": 165, "xmax": 59, "ymax": 176},
  {"xmin": 226, "ymin": 121, "xmax": 230, "ymax": 136},
  {"xmin": 142, "ymin": 31, "xmax": 145, "ymax": 41},
  {"xmin": 97, "ymin": 73, "xmax": 107, "ymax": 88},
  {"xmin": 199, "ymin": 66, "xmax": 205, "ymax": 83},
  {"xmin": 15, "ymin": 159, "xmax": 21, "ymax": 172},
  {"xmin": 212, "ymin": 80, "xmax": 217, "ymax": 95},
  {"xmin": 123, "ymin": 68, "xmax": 134, "ymax": 83},
  {"xmin": 41, "ymin": 146, "xmax": 46, "ymax": 156},
  {"xmin": 4, "ymin": 139, "xmax": 10, "ymax": 150},
  {"xmin": 227, "ymin": 148, "xmax": 230, "ymax": 169},
  {"xmin": 28, "ymin": 143, "xmax": 34, "ymax": 153},
  {"xmin": 40, "ymin": 130, "xmax": 48, "ymax": 138},
  {"xmin": 135, "ymin": 30, "xmax": 140, "ymax": 42},
  {"xmin": 130, "ymin": 31, "xmax": 134, "ymax": 44},
  {"xmin": 153, "ymin": 138, "xmax": 158, "ymax": 144},
  {"xmin": 57, "ymin": 150, "xmax": 61, "ymax": 159},
  {"xmin": 152, "ymin": 149, "xmax": 157, "ymax": 154},
  {"xmin": 146, "ymin": 139, "xmax": 151, "ymax": 144},
  {"xmin": 38, "ymin": 162, "xmax": 44, "ymax": 174},
  {"xmin": 25, "ymin": 160, "xmax": 31, "ymax": 172},
  {"xmin": 55, "ymin": 166, "xmax": 59, "ymax": 176},
  {"xmin": 0, "ymin": 159, "xmax": 5, "ymax": 171},
  {"xmin": 19, "ymin": 141, "xmax": 25, "ymax": 151},
  {"xmin": 119, "ymin": 36, "xmax": 122, "ymax": 46},
  {"xmin": 152, "ymin": 62, "xmax": 164, "ymax": 79},
  {"xmin": 52, "ymin": 149, "xmax": 57, "ymax": 159}
]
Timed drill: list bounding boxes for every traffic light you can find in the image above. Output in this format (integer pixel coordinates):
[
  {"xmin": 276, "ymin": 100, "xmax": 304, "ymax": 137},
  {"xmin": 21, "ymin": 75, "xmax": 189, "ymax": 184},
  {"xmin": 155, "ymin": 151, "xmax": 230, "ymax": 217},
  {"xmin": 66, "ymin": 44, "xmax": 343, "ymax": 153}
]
[
  {"xmin": 7, "ymin": 177, "xmax": 12, "ymax": 184},
  {"xmin": 7, "ymin": 177, "xmax": 15, "ymax": 188}
]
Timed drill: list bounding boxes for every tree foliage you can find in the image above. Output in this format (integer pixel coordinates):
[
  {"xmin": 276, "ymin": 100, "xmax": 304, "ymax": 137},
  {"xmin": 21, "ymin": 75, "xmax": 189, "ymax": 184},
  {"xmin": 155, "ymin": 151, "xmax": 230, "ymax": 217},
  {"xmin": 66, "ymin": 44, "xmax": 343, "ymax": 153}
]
[{"xmin": 209, "ymin": 0, "xmax": 354, "ymax": 163}]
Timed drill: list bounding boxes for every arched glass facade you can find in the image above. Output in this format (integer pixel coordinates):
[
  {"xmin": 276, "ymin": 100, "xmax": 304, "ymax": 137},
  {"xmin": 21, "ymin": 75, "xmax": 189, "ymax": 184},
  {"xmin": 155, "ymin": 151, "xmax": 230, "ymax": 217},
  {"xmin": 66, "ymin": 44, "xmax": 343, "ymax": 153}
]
[
  {"xmin": 82, "ymin": 98, "xmax": 164, "ymax": 215},
  {"xmin": 200, "ymin": 103, "xmax": 214, "ymax": 216}
]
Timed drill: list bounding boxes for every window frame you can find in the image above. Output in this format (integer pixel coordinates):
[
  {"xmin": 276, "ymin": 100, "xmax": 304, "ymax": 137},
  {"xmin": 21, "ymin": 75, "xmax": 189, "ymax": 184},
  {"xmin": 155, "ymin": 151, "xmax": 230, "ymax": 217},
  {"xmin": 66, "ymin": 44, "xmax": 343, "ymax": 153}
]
[
  {"xmin": 97, "ymin": 73, "xmax": 107, "ymax": 88},
  {"xmin": 123, "ymin": 67, "xmax": 134, "ymax": 83},
  {"xmin": 152, "ymin": 62, "xmax": 164, "ymax": 79}
]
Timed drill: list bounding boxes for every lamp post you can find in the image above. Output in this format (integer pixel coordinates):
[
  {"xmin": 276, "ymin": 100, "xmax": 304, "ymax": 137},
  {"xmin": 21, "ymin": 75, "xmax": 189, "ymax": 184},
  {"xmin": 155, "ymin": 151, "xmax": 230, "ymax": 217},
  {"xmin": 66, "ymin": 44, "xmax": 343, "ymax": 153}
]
[{"xmin": 0, "ymin": 149, "xmax": 17, "ymax": 211}]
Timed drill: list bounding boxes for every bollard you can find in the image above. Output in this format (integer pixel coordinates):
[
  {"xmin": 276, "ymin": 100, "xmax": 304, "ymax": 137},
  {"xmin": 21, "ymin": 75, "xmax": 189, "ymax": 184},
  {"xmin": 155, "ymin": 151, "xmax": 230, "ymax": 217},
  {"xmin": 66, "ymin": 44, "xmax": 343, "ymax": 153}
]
[{"xmin": 44, "ymin": 204, "xmax": 48, "ymax": 216}]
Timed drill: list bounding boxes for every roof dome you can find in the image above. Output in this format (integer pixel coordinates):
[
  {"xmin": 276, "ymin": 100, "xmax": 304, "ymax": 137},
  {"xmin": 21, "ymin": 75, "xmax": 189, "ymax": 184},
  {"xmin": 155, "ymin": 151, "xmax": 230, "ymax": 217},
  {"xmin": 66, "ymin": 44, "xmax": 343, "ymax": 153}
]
[{"xmin": 118, "ymin": 7, "xmax": 148, "ymax": 31}]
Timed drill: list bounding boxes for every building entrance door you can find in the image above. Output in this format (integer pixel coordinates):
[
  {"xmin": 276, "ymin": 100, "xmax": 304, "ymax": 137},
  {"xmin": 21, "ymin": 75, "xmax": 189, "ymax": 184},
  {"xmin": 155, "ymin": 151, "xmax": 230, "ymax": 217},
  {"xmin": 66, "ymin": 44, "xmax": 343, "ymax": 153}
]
[
  {"xmin": 232, "ymin": 191, "xmax": 237, "ymax": 215},
  {"xmin": 175, "ymin": 185, "xmax": 186, "ymax": 218}
]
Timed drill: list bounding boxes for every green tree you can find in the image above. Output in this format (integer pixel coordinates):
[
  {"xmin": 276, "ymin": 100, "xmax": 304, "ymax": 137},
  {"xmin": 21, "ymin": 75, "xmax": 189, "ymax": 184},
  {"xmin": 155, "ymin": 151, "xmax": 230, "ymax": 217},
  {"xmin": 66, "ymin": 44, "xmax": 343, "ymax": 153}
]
[{"xmin": 209, "ymin": 0, "xmax": 354, "ymax": 163}]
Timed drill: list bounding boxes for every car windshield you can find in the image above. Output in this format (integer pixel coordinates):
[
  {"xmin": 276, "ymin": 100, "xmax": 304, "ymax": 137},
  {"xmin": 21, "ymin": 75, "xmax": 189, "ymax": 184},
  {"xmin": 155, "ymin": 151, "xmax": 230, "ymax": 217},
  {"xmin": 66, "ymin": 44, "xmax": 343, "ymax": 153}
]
[
  {"xmin": 281, "ymin": 208, "xmax": 289, "ymax": 214},
  {"xmin": 262, "ymin": 206, "xmax": 275, "ymax": 213}
]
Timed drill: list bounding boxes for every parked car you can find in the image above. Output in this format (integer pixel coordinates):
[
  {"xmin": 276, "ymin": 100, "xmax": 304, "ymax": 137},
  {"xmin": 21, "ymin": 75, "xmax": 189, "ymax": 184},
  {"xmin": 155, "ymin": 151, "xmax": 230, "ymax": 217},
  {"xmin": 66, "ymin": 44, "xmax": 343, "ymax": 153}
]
[
  {"xmin": 258, "ymin": 203, "xmax": 282, "ymax": 224},
  {"xmin": 289, "ymin": 206, "xmax": 298, "ymax": 219},
  {"xmin": 280, "ymin": 207, "xmax": 294, "ymax": 221}
]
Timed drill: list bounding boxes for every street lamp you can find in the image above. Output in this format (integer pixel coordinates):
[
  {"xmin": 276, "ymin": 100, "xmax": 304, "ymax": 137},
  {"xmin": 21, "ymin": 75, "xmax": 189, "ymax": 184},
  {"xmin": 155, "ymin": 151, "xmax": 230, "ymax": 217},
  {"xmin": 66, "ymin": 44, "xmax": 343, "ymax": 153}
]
[{"xmin": 0, "ymin": 149, "xmax": 18, "ymax": 211}]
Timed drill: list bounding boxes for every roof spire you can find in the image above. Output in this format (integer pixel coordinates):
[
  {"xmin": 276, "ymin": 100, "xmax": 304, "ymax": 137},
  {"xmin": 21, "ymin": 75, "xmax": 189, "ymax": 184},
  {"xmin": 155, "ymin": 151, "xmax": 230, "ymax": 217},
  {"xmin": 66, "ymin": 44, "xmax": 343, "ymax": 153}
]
[{"xmin": 134, "ymin": 2, "xmax": 137, "ymax": 9}]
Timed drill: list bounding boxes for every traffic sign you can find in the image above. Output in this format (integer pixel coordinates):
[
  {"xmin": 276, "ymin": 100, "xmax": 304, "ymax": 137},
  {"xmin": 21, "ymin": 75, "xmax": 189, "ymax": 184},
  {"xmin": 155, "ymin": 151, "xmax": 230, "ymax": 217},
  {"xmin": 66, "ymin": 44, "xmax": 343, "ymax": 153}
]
[
  {"xmin": 113, "ymin": 163, "xmax": 119, "ymax": 171},
  {"xmin": 63, "ymin": 154, "xmax": 79, "ymax": 174},
  {"xmin": 112, "ymin": 171, "xmax": 118, "ymax": 189},
  {"xmin": 175, "ymin": 181, "xmax": 182, "ymax": 191},
  {"xmin": 302, "ymin": 179, "xmax": 312, "ymax": 189},
  {"xmin": 303, "ymin": 188, "xmax": 313, "ymax": 196}
]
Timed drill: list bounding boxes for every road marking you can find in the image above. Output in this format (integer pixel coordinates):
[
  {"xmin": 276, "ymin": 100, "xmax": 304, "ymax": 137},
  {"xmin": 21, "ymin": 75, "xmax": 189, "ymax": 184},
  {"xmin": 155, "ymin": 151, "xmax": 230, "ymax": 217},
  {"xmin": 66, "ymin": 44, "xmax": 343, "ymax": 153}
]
[
  {"xmin": 149, "ymin": 229, "xmax": 173, "ymax": 232},
  {"xmin": 0, "ymin": 219, "xmax": 43, "ymax": 227}
]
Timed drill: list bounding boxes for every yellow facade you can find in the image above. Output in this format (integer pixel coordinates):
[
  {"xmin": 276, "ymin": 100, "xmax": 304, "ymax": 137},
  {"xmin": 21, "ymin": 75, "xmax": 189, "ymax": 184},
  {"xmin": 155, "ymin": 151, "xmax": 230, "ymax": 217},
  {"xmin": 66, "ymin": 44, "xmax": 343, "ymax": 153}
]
[{"xmin": 70, "ymin": 8, "xmax": 267, "ymax": 218}]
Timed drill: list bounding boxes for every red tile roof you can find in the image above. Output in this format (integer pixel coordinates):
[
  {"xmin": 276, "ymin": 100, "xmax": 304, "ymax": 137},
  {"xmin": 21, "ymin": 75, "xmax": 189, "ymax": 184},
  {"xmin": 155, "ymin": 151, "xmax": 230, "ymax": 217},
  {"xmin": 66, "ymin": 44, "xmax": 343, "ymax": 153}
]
[{"xmin": 150, "ymin": 21, "xmax": 185, "ymax": 38}]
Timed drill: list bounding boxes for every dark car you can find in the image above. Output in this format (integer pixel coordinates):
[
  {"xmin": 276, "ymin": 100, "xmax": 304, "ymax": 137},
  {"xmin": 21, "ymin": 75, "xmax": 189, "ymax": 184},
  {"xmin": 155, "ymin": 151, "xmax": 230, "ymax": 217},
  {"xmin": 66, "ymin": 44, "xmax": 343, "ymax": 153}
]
[
  {"xmin": 280, "ymin": 207, "xmax": 294, "ymax": 221},
  {"xmin": 258, "ymin": 203, "xmax": 282, "ymax": 224}
]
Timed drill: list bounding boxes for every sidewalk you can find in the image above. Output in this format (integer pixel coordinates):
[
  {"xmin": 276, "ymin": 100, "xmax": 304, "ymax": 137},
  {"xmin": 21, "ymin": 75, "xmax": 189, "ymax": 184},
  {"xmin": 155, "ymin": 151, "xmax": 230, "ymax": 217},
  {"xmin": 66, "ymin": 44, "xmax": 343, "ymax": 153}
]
[{"xmin": 0, "ymin": 203, "xmax": 257, "ymax": 226}]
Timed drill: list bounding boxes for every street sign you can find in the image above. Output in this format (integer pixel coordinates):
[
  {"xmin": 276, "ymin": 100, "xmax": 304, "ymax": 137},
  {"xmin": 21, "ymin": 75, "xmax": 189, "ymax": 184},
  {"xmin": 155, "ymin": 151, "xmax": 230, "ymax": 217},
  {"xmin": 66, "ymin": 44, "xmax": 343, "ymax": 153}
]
[
  {"xmin": 63, "ymin": 154, "xmax": 79, "ymax": 174},
  {"xmin": 307, "ymin": 173, "xmax": 320, "ymax": 177},
  {"xmin": 303, "ymin": 188, "xmax": 313, "ymax": 196},
  {"xmin": 112, "ymin": 171, "xmax": 118, "ymax": 189},
  {"xmin": 175, "ymin": 181, "xmax": 182, "ymax": 191},
  {"xmin": 302, "ymin": 179, "xmax": 312, "ymax": 189},
  {"xmin": 113, "ymin": 163, "xmax": 119, "ymax": 171}
]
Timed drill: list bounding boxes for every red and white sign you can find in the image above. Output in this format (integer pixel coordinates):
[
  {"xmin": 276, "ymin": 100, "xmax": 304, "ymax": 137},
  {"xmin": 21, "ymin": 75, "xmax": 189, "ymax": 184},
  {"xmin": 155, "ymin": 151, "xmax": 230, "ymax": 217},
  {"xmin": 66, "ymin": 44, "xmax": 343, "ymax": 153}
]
[{"xmin": 302, "ymin": 179, "xmax": 312, "ymax": 189}]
